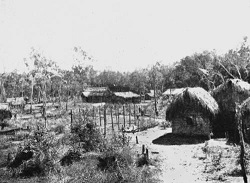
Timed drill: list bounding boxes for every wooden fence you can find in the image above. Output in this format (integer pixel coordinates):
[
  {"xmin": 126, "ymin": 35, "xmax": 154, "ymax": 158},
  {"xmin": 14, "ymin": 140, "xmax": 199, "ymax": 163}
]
[{"xmin": 68, "ymin": 104, "xmax": 157, "ymax": 136}]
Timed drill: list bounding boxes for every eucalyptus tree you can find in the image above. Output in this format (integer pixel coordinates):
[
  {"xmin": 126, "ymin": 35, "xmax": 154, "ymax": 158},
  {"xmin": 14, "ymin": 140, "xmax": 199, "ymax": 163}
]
[
  {"xmin": 24, "ymin": 48, "xmax": 59, "ymax": 113},
  {"xmin": 148, "ymin": 62, "xmax": 164, "ymax": 115}
]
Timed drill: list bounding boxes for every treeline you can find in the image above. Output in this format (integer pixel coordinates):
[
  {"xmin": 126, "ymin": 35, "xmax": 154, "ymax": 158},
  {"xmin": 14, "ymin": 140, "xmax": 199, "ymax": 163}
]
[{"xmin": 1, "ymin": 37, "xmax": 250, "ymax": 102}]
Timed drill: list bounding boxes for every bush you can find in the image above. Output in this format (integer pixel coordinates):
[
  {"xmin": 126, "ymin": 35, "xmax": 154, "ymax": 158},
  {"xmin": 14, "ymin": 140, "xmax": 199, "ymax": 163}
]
[
  {"xmin": 52, "ymin": 124, "xmax": 65, "ymax": 134},
  {"xmin": 60, "ymin": 150, "xmax": 81, "ymax": 166},
  {"xmin": 71, "ymin": 122, "xmax": 106, "ymax": 152},
  {"xmin": 7, "ymin": 127, "xmax": 61, "ymax": 177}
]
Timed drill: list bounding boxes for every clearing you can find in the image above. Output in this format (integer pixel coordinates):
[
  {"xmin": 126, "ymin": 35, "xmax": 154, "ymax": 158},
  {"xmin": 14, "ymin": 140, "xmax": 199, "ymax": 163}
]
[{"xmin": 128, "ymin": 126, "xmax": 250, "ymax": 183}]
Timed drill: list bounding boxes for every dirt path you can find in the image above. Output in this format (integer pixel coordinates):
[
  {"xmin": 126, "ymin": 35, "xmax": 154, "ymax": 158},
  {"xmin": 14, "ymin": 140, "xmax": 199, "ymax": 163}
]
[{"xmin": 128, "ymin": 126, "xmax": 214, "ymax": 183}]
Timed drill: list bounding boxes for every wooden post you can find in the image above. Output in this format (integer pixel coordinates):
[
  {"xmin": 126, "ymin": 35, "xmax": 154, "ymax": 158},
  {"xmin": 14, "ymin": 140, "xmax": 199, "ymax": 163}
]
[
  {"xmin": 117, "ymin": 105, "xmax": 120, "ymax": 130},
  {"xmin": 146, "ymin": 148, "xmax": 149, "ymax": 160},
  {"xmin": 111, "ymin": 106, "xmax": 114, "ymax": 130},
  {"xmin": 99, "ymin": 106, "xmax": 101, "ymax": 126},
  {"xmin": 138, "ymin": 117, "xmax": 140, "ymax": 132},
  {"xmin": 136, "ymin": 136, "xmax": 138, "ymax": 144},
  {"xmin": 70, "ymin": 109, "xmax": 73, "ymax": 131},
  {"xmin": 134, "ymin": 104, "xmax": 136, "ymax": 125},
  {"xmin": 142, "ymin": 144, "xmax": 145, "ymax": 154},
  {"xmin": 104, "ymin": 106, "xmax": 106, "ymax": 137},
  {"xmin": 44, "ymin": 116, "xmax": 47, "ymax": 129},
  {"xmin": 123, "ymin": 105, "xmax": 125, "ymax": 128},
  {"xmin": 154, "ymin": 108, "xmax": 156, "ymax": 123},
  {"xmin": 129, "ymin": 104, "xmax": 131, "ymax": 126},
  {"xmin": 236, "ymin": 105, "xmax": 248, "ymax": 183},
  {"xmin": 149, "ymin": 109, "xmax": 151, "ymax": 123},
  {"xmin": 66, "ymin": 102, "xmax": 68, "ymax": 111},
  {"xmin": 93, "ymin": 106, "xmax": 96, "ymax": 125}
]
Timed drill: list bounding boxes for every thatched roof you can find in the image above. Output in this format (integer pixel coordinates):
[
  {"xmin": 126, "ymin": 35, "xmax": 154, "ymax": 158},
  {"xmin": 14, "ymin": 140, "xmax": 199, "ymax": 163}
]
[
  {"xmin": 82, "ymin": 87, "xmax": 110, "ymax": 97},
  {"xmin": 163, "ymin": 88, "xmax": 185, "ymax": 96},
  {"xmin": 166, "ymin": 87, "xmax": 219, "ymax": 119},
  {"xmin": 114, "ymin": 91, "xmax": 140, "ymax": 99},
  {"xmin": 212, "ymin": 79, "xmax": 250, "ymax": 96}
]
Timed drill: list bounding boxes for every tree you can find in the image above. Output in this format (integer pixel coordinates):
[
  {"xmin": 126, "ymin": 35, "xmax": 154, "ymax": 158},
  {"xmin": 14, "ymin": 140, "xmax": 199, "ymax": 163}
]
[
  {"xmin": 24, "ymin": 48, "xmax": 59, "ymax": 113},
  {"xmin": 148, "ymin": 62, "xmax": 164, "ymax": 115}
]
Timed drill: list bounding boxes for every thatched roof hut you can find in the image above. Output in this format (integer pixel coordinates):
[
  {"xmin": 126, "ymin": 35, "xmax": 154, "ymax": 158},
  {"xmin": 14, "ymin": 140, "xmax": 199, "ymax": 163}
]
[
  {"xmin": 166, "ymin": 87, "xmax": 219, "ymax": 138},
  {"xmin": 211, "ymin": 79, "xmax": 250, "ymax": 140},
  {"xmin": 81, "ymin": 87, "xmax": 113, "ymax": 103},
  {"xmin": 212, "ymin": 79, "xmax": 250, "ymax": 111}
]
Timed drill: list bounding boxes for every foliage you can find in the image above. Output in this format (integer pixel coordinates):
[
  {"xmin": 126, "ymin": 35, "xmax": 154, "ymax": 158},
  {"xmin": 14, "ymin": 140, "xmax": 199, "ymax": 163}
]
[
  {"xmin": 6, "ymin": 127, "xmax": 61, "ymax": 178},
  {"xmin": 70, "ymin": 122, "xmax": 106, "ymax": 152}
]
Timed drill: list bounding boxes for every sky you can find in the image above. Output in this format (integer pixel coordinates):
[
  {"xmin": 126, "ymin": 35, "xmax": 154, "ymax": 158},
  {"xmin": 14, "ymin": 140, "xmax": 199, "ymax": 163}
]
[{"xmin": 1, "ymin": 0, "xmax": 250, "ymax": 73}]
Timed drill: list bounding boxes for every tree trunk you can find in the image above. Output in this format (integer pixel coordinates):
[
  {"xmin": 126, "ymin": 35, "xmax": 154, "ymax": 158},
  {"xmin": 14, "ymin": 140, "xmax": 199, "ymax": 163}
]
[
  {"xmin": 154, "ymin": 84, "xmax": 158, "ymax": 116},
  {"xmin": 30, "ymin": 77, "xmax": 34, "ymax": 113},
  {"xmin": 236, "ymin": 105, "xmax": 248, "ymax": 183}
]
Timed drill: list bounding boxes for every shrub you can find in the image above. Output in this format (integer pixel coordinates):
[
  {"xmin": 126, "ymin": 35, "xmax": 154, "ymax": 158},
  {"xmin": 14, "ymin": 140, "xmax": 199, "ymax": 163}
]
[
  {"xmin": 7, "ymin": 127, "xmax": 61, "ymax": 177},
  {"xmin": 71, "ymin": 122, "xmax": 106, "ymax": 152},
  {"xmin": 60, "ymin": 150, "xmax": 81, "ymax": 166},
  {"xmin": 52, "ymin": 124, "xmax": 65, "ymax": 134}
]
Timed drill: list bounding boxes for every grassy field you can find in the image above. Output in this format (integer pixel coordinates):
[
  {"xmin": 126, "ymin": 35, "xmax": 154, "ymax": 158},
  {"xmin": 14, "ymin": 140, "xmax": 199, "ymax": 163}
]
[{"xmin": 0, "ymin": 100, "xmax": 162, "ymax": 183}]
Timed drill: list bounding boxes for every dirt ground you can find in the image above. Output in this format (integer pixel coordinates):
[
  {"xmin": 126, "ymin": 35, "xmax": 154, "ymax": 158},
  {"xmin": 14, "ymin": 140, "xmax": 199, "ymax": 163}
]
[{"xmin": 127, "ymin": 126, "xmax": 250, "ymax": 183}]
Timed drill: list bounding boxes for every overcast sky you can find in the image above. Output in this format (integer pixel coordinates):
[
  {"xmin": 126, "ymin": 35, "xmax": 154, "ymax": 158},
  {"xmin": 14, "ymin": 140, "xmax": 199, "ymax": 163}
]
[{"xmin": 1, "ymin": 0, "xmax": 250, "ymax": 73}]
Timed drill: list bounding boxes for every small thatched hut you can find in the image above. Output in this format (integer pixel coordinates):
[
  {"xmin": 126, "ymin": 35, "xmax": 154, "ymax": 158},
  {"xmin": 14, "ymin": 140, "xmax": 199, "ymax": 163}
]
[
  {"xmin": 212, "ymin": 79, "xmax": 250, "ymax": 140},
  {"xmin": 166, "ymin": 87, "xmax": 219, "ymax": 138},
  {"xmin": 81, "ymin": 87, "xmax": 113, "ymax": 103},
  {"xmin": 113, "ymin": 92, "xmax": 141, "ymax": 104}
]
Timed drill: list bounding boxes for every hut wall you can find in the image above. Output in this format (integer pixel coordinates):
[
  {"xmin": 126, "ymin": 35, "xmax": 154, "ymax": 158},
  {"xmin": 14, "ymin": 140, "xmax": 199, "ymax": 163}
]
[
  {"xmin": 145, "ymin": 94, "xmax": 151, "ymax": 100},
  {"xmin": 172, "ymin": 115, "xmax": 210, "ymax": 136},
  {"xmin": 81, "ymin": 96, "xmax": 87, "ymax": 102},
  {"xmin": 132, "ymin": 97, "xmax": 141, "ymax": 104}
]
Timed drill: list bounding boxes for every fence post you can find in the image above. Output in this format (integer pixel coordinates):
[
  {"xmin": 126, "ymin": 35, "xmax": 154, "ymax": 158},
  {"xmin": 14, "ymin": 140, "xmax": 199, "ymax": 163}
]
[
  {"xmin": 134, "ymin": 104, "xmax": 136, "ymax": 125},
  {"xmin": 111, "ymin": 106, "xmax": 114, "ymax": 130},
  {"xmin": 129, "ymin": 104, "xmax": 131, "ymax": 126},
  {"xmin": 123, "ymin": 105, "xmax": 125, "ymax": 128},
  {"xmin": 99, "ymin": 106, "xmax": 102, "ymax": 126},
  {"xmin": 136, "ymin": 136, "xmax": 138, "ymax": 144},
  {"xmin": 117, "ymin": 105, "xmax": 120, "ymax": 130},
  {"xmin": 93, "ymin": 106, "xmax": 96, "ymax": 125},
  {"xmin": 104, "ymin": 105, "xmax": 107, "ymax": 137},
  {"xmin": 154, "ymin": 108, "xmax": 156, "ymax": 123},
  {"xmin": 79, "ymin": 108, "xmax": 81, "ymax": 121},
  {"xmin": 142, "ymin": 144, "xmax": 145, "ymax": 154},
  {"xmin": 138, "ymin": 117, "xmax": 140, "ymax": 132},
  {"xmin": 70, "ymin": 109, "xmax": 73, "ymax": 132},
  {"xmin": 146, "ymin": 148, "xmax": 149, "ymax": 160}
]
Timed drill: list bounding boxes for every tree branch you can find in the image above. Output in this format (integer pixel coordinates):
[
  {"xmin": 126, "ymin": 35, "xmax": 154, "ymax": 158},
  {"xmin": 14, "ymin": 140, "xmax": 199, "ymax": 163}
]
[{"xmin": 218, "ymin": 62, "xmax": 236, "ymax": 79}]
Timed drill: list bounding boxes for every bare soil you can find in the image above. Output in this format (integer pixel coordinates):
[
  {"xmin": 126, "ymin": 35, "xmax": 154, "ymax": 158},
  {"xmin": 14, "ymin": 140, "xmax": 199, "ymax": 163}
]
[{"xmin": 127, "ymin": 126, "xmax": 250, "ymax": 183}]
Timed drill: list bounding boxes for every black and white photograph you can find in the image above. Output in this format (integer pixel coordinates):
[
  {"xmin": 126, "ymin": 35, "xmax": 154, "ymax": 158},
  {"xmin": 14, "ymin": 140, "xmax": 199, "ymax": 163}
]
[{"xmin": 1, "ymin": 0, "xmax": 250, "ymax": 182}]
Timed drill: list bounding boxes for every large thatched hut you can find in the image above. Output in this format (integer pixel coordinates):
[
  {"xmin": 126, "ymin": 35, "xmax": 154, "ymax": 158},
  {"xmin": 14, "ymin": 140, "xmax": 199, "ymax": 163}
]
[
  {"xmin": 166, "ymin": 87, "xmax": 219, "ymax": 138},
  {"xmin": 212, "ymin": 79, "xmax": 250, "ymax": 141}
]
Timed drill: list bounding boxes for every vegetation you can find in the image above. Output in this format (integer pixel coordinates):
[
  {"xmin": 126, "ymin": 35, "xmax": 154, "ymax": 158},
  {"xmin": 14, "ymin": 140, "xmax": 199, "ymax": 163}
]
[
  {"xmin": 0, "ymin": 37, "xmax": 250, "ymax": 104},
  {"xmin": 1, "ymin": 37, "xmax": 250, "ymax": 182}
]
